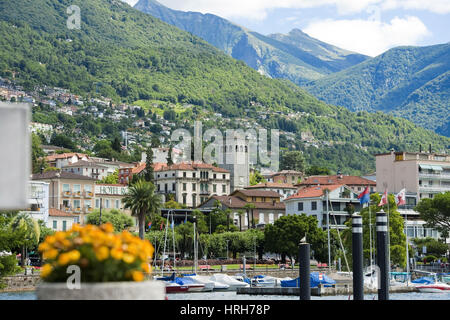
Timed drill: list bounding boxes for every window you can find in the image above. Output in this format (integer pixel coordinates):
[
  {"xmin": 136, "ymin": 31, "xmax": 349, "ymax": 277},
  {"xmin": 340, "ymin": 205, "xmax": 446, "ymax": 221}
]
[
  {"xmin": 213, "ymin": 184, "xmax": 217, "ymax": 193},
  {"xmin": 183, "ymin": 183, "xmax": 187, "ymax": 191},
  {"xmin": 62, "ymin": 221, "xmax": 67, "ymax": 231},
  {"xmin": 95, "ymin": 199, "xmax": 100, "ymax": 208},
  {"xmin": 222, "ymin": 185, "xmax": 226, "ymax": 193},
  {"xmin": 213, "ymin": 174, "xmax": 217, "ymax": 179},
  {"xmin": 259, "ymin": 213, "xmax": 265, "ymax": 224},
  {"xmin": 52, "ymin": 220, "xmax": 57, "ymax": 230},
  {"xmin": 298, "ymin": 202, "xmax": 303, "ymax": 211},
  {"xmin": 192, "ymin": 183, "xmax": 196, "ymax": 191},
  {"xmin": 63, "ymin": 184, "xmax": 70, "ymax": 192},
  {"xmin": 84, "ymin": 200, "xmax": 91, "ymax": 208},
  {"xmin": 63, "ymin": 199, "xmax": 70, "ymax": 208},
  {"xmin": 73, "ymin": 199, "xmax": 81, "ymax": 209},
  {"xmin": 183, "ymin": 172, "xmax": 187, "ymax": 178},
  {"xmin": 173, "ymin": 183, "xmax": 176, "ymax": 191},
  {"xmin": 269, "ymin": 213, "xmax": 274, "ymax": 224},
  {"xmin": 182, "ymin": 194, "xmax": 187, "ymax": 205},
  {"xmin": 73, "ymin": 184, "xmax": 81, "ymax": 193},
  {"xmin": 115, "ymin": 200, "xmax": 120, "ymax": 208},
  {"xmin": 223, "ymin": 174, "xmax": 226, "ymax": 179},
  {"xmin": 192, "ymin": 195, "xmax": 196, "ymax": 207},
  {"xmin": 311, "ymin": 201, "xmax": 317, "ymax": 211},
  {"xmin": 85, "ymin": 185, "xmax": 92, "ymax": 193},
  {"xmin": 105, "ymin": 199, "xmax": 110, "ymax": 209},
  {"xmin": 193, "ymin": 172, "xmax": 196, "ymax": 178}
]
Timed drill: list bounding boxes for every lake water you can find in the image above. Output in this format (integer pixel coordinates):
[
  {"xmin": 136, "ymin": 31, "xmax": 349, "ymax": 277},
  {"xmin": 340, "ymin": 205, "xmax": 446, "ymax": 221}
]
[{"xmin": 1, "ymin": 291, "xmax": 449, "ymax": 300}]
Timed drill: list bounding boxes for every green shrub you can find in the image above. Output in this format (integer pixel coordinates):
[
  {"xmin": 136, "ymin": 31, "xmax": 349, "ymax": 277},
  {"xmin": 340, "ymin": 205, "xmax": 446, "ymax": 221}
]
[
  {"xmin": 423, "ymin": 255, "xmax": 438, "ymax": 263},
  {"xmin": 0, "ymin": 254, "xmax": 20, "ymax": 277}
]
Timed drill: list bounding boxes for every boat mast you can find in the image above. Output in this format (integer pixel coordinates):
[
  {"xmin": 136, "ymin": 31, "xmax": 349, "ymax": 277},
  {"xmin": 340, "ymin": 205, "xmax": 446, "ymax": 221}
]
[
  {"xmin": 326, "ymin": 189, "xmax": 331, "ymax": 271},
  {"xmin": 194, "ymin": 215, "xmax": 198, "ymax": 274},
  {"xmin": 161, "ymin": 211, "xmax": 169, "ymax": 276},
  {"xmin": 172, "ymin": 210, "xmax": 176, "ymax": 271}
]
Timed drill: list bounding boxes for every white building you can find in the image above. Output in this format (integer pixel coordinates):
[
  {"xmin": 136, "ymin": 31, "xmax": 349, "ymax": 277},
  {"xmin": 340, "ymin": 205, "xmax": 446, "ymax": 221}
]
[
  {"xmin": 244, "ymin": 182, "xmax": 298, "ymax": 200},
  {"xmin": 62, "ymin": 160, "xmax": 109, "ymax": 181},
  {"xmin": 26, "ymin": 181, "xmax": 50, "ymax": 223},
  {"xmin": 285, "ymin": 184, "xmax": 361, "ymax": 230}
]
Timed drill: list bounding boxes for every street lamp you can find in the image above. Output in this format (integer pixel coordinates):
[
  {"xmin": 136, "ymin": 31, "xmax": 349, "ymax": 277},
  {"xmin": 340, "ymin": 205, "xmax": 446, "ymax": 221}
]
[{"xmin": 226, "ymin": 239, "xmax": 229, "ymax": 259}]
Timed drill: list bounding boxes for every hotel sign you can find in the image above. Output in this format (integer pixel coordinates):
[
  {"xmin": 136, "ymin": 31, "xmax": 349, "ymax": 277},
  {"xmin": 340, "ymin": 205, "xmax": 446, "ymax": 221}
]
[{"xmin": 95, "ymin": 185, "xmax": 128, "ymax": 196}]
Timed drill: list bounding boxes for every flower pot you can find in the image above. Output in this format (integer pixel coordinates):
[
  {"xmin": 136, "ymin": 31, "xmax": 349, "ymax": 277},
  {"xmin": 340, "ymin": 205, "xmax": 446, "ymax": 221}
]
[{"xmin": 36, "ymin": 280, "xmax": 165, "ymax": 300}]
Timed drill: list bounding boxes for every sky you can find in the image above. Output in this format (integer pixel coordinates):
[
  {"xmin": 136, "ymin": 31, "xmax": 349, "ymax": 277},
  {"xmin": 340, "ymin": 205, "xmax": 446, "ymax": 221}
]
[{"xmin": 123, "ymin": 0, "xmax": 450, "ymax": 57}]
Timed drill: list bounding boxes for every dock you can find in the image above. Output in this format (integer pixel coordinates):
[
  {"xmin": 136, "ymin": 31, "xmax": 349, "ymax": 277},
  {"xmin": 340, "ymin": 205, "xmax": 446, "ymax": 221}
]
[{"xmin": 236, "ymin": 284, "xmax": 418, "ymax": 296}]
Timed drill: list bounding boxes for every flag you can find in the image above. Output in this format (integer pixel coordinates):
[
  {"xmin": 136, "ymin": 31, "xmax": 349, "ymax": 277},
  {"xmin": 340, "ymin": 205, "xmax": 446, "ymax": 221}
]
[
  {"xmin": 378, "ymin": 190, "xmax": 388, "ymax": 207},
  {"xmin": 148, "ymin": 221, "xmax": 152, "ymax": 229},
  {"xmin": 395, "ymin": 189, "xmax": 406, "ymax": 206},
  {"xmin": 358, "ymin": 186, "xmax": 370, "ymax": 205}
]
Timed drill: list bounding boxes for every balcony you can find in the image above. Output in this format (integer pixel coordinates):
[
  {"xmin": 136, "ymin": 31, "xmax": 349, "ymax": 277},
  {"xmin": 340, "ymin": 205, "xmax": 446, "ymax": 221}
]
[
  {"xmin": 419, "ymin": 172, "xmax": 450, "ymax": 180},
  {"xmin": 62, "ymin": 191, "xmax": 72, "ymax": 197},
  {"xmin": 419, "ymin": 185, "xmax": 450, "ymax": 192},
  {"xmin": 73, "ymin": 191, "xmax": 82, "ymax": 198},
  {"xmin": 73, "ymin": 207, "xmax": 82, "ymax": 213},
  {"xmin": 84, "ymin": 191, "xmax": 94, "ymax": 198},
  {"xmin": 84, "ymin": 207, "xmax": 94, "ymax": 213}
]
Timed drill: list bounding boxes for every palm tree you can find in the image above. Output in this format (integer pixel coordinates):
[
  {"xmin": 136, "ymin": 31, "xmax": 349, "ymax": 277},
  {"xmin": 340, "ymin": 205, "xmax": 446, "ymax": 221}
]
[
  {"xmin": 244, "ymin": 203, "xmax": 256, "ymax": 229},
  {"xmin": 123, "ymin": 180, "xmax": 162, "ymax": 240},
  {"xmin": 9, "ymin": 213, "xmax": 40, "ymax": 267},
  {"xmin": 237, "ymin": 210, "xmax": 245, "ymax": 232}
]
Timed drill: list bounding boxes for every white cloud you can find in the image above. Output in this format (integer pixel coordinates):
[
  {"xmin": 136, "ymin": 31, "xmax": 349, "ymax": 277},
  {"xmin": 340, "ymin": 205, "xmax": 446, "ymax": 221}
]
[
  {"xmin": 303, "ymin": 16, "xmax": 430, "ymax": 56},
  {"xmin": 150, "ymin": 0, "xmax": 450, "ymax": 20}
]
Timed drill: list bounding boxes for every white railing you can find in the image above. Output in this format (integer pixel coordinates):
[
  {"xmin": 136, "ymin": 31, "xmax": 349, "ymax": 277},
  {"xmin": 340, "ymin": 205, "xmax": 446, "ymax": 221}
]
[
  {"xmin": 419, "ymin": 172, "xmax": 450, "ymax": 179},
  {"xmin": 419, "ymin": 185, "xmax": 450, "ymax": 192}
]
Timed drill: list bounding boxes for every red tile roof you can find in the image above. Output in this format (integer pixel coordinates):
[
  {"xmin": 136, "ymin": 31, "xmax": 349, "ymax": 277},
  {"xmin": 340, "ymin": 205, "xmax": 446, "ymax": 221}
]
[
  {"xmin": 246, "ymin": 182, "xmax": 297, "ymax": 189},
  {"xmin": 45, "ymin": 153, "xmax": 88, "ymax": 162},
  {"xmin": 286, "ymin": 184, "xmax": 344, "ymax": 200},
  {"xmin": 48, "ymin": 208, "xmax": 78, "ymax": 218},
  {"xmin": 299, "ymin": 175, "xmax": 376, "ymax": 186},
  {"xmin": 232, "ymin": 189, "xmax": 282, "ymax": 198},
  {"xmin": 211, "ymin": 196, "xmax": 285, "ymax": 210},
  {"xmin": 155, "ymin": 162, "xmax": 229, "ymax": 173}
]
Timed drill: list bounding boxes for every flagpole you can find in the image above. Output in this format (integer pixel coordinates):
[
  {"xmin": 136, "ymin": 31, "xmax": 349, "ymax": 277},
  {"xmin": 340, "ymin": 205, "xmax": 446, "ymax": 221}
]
[{"xmin": 387, "ymin": 191, "xmax": 391, "ymax": 283}]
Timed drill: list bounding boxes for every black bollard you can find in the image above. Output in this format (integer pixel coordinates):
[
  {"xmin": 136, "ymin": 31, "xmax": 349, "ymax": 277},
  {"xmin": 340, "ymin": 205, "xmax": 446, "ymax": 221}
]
[
  {"xmin": 352, "ymin": 215, "xmax": 364, "ymax": 300},
  {"xmin": 299, "ymin": 243, "xmax": 311, "ymax": 300},
  {"xmin": 376, "ymin": 210, "xmax": 389, "ymax": 300}
]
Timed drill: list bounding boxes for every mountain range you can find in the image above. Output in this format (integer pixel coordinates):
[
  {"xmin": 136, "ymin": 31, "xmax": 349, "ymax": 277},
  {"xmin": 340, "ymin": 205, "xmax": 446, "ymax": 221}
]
[
  {"xmin": 0, "ymin": 0, "xmax": 448, "ymax": 174},
  {"xmin": 134, "ymin": 0, "xmax": 369, "ymax": 86},
  {"xmin": 134, "ymin": 0, "xmax": 450, "ymax": 137}
]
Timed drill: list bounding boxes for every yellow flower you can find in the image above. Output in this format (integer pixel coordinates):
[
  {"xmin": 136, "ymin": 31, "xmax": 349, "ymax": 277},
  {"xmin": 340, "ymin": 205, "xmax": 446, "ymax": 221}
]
[
  {"xmin": 110, "ymin": 247, "xmax": 124, "ymax": 260},
  {"xmin": 123, "ymin": 253, "xmax": 135, "ymax": 264},
  {"xmin": 71, "ymin": 224, "xmax": 82, "ymax": 232},
  {"xmin": 55, "ymin": 231, "xmax": 67, "ymax": 242},
  {"xmin": 141, "ymin": 262, "xmax": 151, "ymax": 273},
  {"xmin": 40, "ymin": 264, "xmax": 53, "ymax": 278},
  {"xmin": 131, "ymin": 270, "xmax": 144, "ymax": 282},
  {"xmin": 43, "ymin": 249, "xmax": 58, "ymax": 260},
  {"xmin": 45, "ymin": 235, "xmax": 56, "ymax": 245},
  {"xmin": 57, "ymin": 253, "xmax": 71, "ymax": 266},
  {"xmin": 100, "ymin": 223, "xmax": 114, "ymax": 233},
  {"xmin": 38, "ymin": 242, "xmax": 50, "ymax": 252},
  {"xmin": 95, "ymin": 246, "xmax": 109, "ymax": 261},
  {"xmin": 68, "ymin": 250, "xmax": 81, "ymax": 263}
]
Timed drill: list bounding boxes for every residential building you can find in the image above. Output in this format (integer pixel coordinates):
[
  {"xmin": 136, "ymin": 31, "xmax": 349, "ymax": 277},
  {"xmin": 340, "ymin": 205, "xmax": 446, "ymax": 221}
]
[
  {"xmin": 376, "ymin": 149, "xmax": 450, "ymax": 203},
  {"xmin": 285, "ymin": 184, "xmax": 362, "ymax": 230},
  {"xmin": 155, "ymin": 162, "xmax": 230, "ymax": 208},
  {"xmin": 62, "ymin": 160, "xmax": 109, "ymax": 181},
  {"xmin": 47, "ymin": 208, "xmax": 78, "ymax": 231},
  {"xmin": 269, "ymin": 170, "xmax": 303, "ymax": 184},
  {"xmin": 118, "ymin": 162, "xmax": 167, "ymax": 185},
  {"xmin": 376, "ymin": 149, "xmax": 450, "ymax": 241},
  {"xmin": 245, "ymin": 182, "xmax": 298, "ymax": 200},
  {"xmin": 298, "ymin": 175, "xmax": 377, "ymax": 194},
  {"xmin": 24, "ymin": 181, "xmax": 50, "ymax": 223},
  {"xmin": 45, "ymin": 153, "xmax": 89, "ymax": 169},
  {"xmin": 199, "ymin": 189, "xmax": 285, "ymax": 230},
  {"xmin": 31, "ymin": 171, "xmax": 96, "ymax": 224},
  {"xmin": 89, "ymin": 157, "xmax": 133, "ymax": 176}
]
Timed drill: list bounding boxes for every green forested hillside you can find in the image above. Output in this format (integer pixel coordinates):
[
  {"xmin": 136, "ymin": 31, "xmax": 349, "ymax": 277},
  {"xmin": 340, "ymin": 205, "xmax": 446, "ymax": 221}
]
[
  {"xmin": 305, "ymin": 44, "xmax": 450, "ymax": 136},
  {"xmin": 0, "ymin": 0, "xmax": 449, "ymax": 174}
]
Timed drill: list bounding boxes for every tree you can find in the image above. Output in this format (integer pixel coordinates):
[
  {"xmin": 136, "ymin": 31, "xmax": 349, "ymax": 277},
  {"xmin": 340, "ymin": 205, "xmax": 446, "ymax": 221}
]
[
  {"xmin": 264, "ymin": 214, "xmax": 329, "ymax": 263},
  {"xmin": 85, "ymin": 209, "xmax": 134, "ymax": 232},
  {"xmin": 9, "ymin": 213, "xmax": 40, "ymax": 267},
  {"xmin": 280, "ymin": 151, "xmax": 305, "ymax": 172},
  {"xmin": 111, "ymin": 136, "xmax": 122, "ymax": 153},
  {"xmin": 306, "ymin": 166, "xmax": 331, "ymax": 176},
  {"xmin": 123, "ymin": 180, "xmax": 162, "ymax": 239},
  {"xmin": 96, "ymin": 169, "xmax": 119, "ymax": 184},
  {"xmin": 416, "ymin": 192, "xmax": 450, "ymax": 238},
  {"xmin": 249, "ymin": 171, "xmax": 266, "ymax": 186},
  {"xmin": 244, "ymin": 203, "xmax": 256, "ymax": 229},
  {"xmin": 31, "ymin": 133, "xmax": 48, "ymax": 174}
]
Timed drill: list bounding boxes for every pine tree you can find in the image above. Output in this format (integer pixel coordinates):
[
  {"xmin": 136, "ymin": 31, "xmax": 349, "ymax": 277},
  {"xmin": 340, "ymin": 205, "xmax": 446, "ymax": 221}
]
[{"xmin": 145, "ymin": 146, "xmax": 154, "ymax": 182}]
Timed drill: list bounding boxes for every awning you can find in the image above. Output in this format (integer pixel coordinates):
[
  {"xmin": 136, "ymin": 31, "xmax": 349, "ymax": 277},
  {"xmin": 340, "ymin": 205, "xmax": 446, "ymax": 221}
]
[
  {"xmin": 419, "ymin": 164, "xmax": 433, "ymax": 170},
  {"xmin": 431, "ymin": 165, "xmax": 443, "ymax": 171}
]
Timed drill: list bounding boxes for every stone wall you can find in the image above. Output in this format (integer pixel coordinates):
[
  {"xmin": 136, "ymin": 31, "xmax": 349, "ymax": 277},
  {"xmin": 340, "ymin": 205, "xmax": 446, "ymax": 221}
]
[{"xmin": 0, "ymin": 274, "xmax": 41, "ymax": 292}]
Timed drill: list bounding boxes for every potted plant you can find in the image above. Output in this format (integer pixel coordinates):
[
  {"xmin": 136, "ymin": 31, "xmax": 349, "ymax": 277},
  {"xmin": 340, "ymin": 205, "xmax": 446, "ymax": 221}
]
[{"xmin": 36, "ymin": 223, "xmax": 165, "ymax": 300}]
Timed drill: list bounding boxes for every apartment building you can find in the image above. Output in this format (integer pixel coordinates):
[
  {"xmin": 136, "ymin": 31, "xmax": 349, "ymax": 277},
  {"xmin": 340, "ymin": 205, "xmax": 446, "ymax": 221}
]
[
  {"xmin": 62, "ymin": 160, "xmax": 109, "ymax": 181},
  {"xmin": 376, "ymin": 150, "xmax": 450, "ymax": 204},
  {"xmin": 31, "ymin": 171, "xmax": 96, "ymax": 224},
  {"xmin": 155, "ymin": 162, "xmax": 230, "ymax": 208},
  {"xmin": 269, "ymin": 170, "xmax": 303, "ymax": 184},
  {"xmin": 284, "ymin": 184, "xmax": 362, "ymax": 230},
  {"xmin": 45, "ymin": 153, "xmax": 89, "ymax": 169}
]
